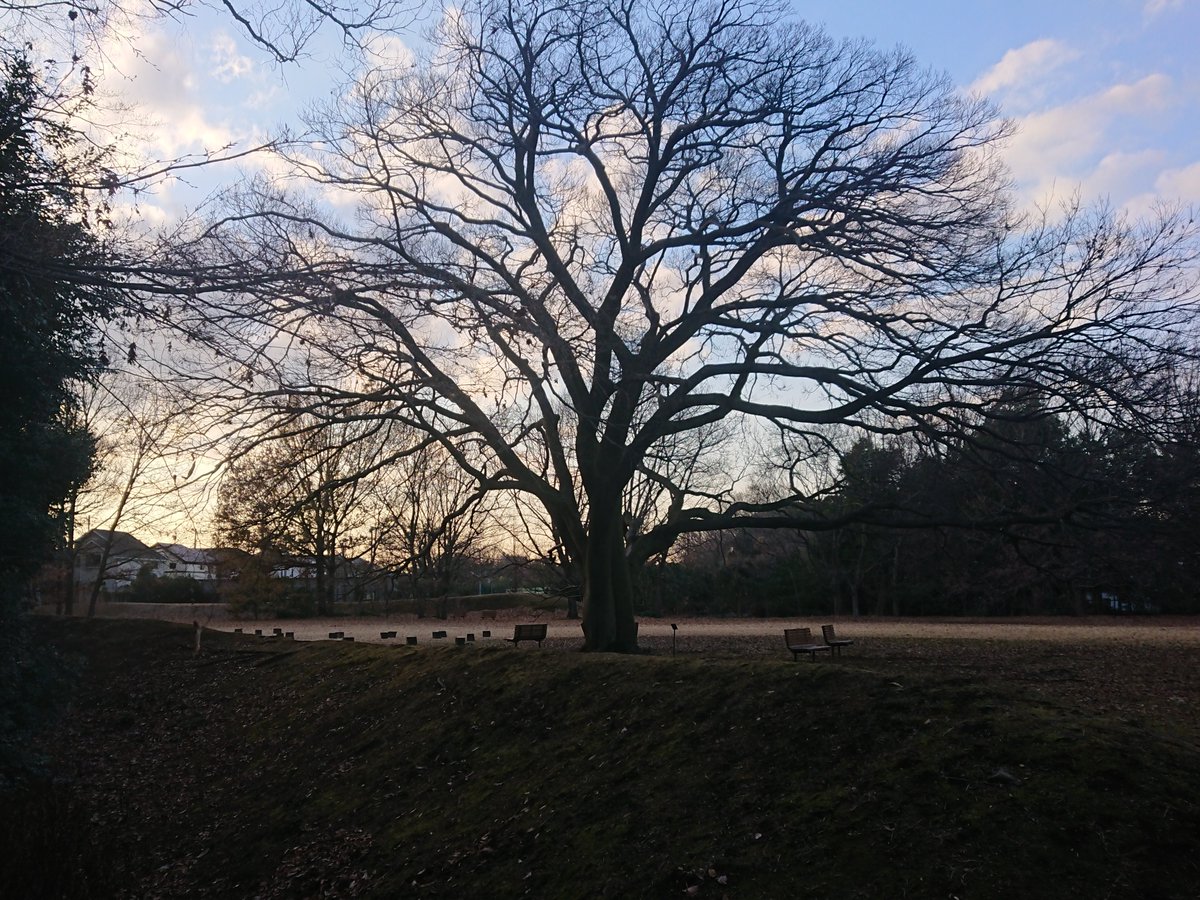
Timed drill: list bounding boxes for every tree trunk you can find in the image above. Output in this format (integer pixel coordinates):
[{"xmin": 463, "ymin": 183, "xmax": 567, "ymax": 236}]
[
  {"xmin": 580, "ymin": 500, "xmax": 638, "ymax": 652},
  {"xmin": 891, "ymin": 541, "xmax": 901, "ymax": 618},
  {"xmin": 63, "ymin": 559, "xmax": 75, "ymax": 616},
  {"xmin": 315, "ymin": 562, "xmax": 333, "ymax": 616},
  {"xmin": 86, "ymin": 529, "xmax": 118, "ymax": 619},
  {"xmin": 63, "ymin": 488, "xmax": 78, "ymax": 616},
  {"xmin": 87, "ymin": 449, "xmax": 141, "ymax": 618},
  {"xmin": 850, "ymin": 527, "xmax": 866, "ymax": 618}
]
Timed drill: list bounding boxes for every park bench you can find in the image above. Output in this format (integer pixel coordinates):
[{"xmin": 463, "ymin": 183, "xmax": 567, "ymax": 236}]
[
  {"xmin": 509, "ymin": 623, "xmax": 548, "ymax": 647},
  {"xmin": 784, "ymin": 627, "xmax": 832, "ymax": 661},
  {"xmin": 821, "ymin": 624, "xmax": 854, "ymax": 657}
]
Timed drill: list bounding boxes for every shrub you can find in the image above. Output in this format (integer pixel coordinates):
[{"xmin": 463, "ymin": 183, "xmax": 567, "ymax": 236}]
[{"xmin": 124, "ymin": 573, "xmax": 205, "ymax": 604}]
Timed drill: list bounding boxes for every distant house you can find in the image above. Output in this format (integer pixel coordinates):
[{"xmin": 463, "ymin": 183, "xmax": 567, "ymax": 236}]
[
  {"xmin": 75, "ymin": 529, "xmax": 166, "ymax": 596},
  {"xmin": 152, "ymin": 543, "xmax": 217, "ymax": 581},
  {"xmin": 268, "ymin": 554, "xmax": 384, "ymax": 602},
  {"xmin": 207, "ymin": 548, "xmax": 387, "ymax": 605},
  {"xmin": 270, "ymin": 556, "xmax": 318, "ymax": 581}
]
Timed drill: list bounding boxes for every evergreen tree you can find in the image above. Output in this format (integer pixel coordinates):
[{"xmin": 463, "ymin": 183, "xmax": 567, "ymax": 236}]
[{"xmin": 0, "ymin": 54, "xmax": 116, "ymax": 588}]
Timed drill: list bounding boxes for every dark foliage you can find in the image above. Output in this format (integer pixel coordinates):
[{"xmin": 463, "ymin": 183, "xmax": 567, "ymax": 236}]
[
  {"xmin": 0, "ymin": 55, "xmax": 121, "ymax": 795},
  {"xmin": 124, "ymin": 572, "xmax": 208, "ymax": 604},
  {"xmin": 0, "ymin": 55, "xmax": 116, "ymax": 583},
  {"xmin": 660, "ymin": 399, "xmax": 1200, "ymax": 617}
]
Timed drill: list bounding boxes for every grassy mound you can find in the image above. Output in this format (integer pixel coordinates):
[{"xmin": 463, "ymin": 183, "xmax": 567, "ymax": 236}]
[{"xmin": 6, "ymin": 618, "xmax": 1200, "ymax": 898}]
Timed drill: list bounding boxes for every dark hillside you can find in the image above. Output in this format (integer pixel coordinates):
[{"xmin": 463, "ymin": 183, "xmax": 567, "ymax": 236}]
[{"xmin": 4, "ymin": 618, "xmax": 1199, "ymax": 898}]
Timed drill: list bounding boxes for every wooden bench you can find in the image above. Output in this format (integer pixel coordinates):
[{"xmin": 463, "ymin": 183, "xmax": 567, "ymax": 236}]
[
  {"xmin": 821, "ymin": 624, "xmax": 853, "ymax": 657},
  {"xmin": 508, "ymin": 623, "xmax": 548, "ymax": 647},
  {"xmin": 784, "ymin": 627, "xmax": 832, "ymax": 661}
]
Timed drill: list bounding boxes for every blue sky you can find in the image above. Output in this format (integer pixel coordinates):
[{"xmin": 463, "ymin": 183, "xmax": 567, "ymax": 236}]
[
  {"xmin": 810, "ymin": 0, "xmax": 1199, "ymax": 210},
  {"xmin": 86, "ymin": 0, "xmax": 1198, "ymax": 221}
]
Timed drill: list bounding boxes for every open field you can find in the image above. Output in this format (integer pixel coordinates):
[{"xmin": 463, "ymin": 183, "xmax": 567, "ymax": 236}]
[
  {"xmin": 72, "ymin": 604, "xmax": 1200, "ymax": 744},
  {"xmin": 80, "ymin": 601, "xmax": 1200, "ymax": 645},
  {"xmin": 5, "ymin": 614, "xmax": 1200, "ymax": 898}
]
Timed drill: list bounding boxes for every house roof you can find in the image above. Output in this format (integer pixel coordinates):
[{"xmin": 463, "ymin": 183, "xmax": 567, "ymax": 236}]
[
  {"xmin": 153, "ymin": 543, "xmax": 215, "ymax": 565},
  {"xmin": 78, "ymin": 529, "xmax": 160, "ymax": 560}
]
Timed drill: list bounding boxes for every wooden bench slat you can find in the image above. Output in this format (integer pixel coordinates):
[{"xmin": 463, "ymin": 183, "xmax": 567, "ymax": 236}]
[
  {"xmin": 508, "ymin": 623, "xmax": 548, "ymax": 647},
  {"xmin": 821, "ymin": 624, "xmax": 854, "ymax": 656},
  {"xmin": 784, "ymin": 627, "xmax": 832, "ymax": 661}
]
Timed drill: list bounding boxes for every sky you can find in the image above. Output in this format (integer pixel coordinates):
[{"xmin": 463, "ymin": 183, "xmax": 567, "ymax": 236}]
[
  {"xmin": 809, "ymin": 0, "xmax": 1200, "ymax": 213},
  {"xmin": 82, "ymin": 0, "xmax": 1200, "ymax": 221},
  {"xmin": 11, "ymin": 0, "xmax": 1197, "ymax": 545}
]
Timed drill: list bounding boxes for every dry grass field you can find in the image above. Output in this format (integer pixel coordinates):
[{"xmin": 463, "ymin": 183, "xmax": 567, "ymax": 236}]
[
  {"xmin": 83, "ymin": 605, "xmax": 1200, "ymax": 744},
  {"xmin": 9, "ymin": 613, "xmax": 1200, "ymax": 898}
]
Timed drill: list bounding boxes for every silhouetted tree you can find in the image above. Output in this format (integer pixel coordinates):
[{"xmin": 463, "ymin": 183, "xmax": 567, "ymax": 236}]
[
  {"xmin": 0, "ymin": 56, "xmax": 116, "ymax": 590},
  {"xmin": 164, "ymin": 0, "xmax": 1198, "ymax": 649}
]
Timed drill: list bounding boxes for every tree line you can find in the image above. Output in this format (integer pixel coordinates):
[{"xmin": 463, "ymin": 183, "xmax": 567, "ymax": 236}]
[
  {"xmin": 205, "ymin": 388, "xmax": 1200, "ymax": 619},
  {"xmin": 662, "ymin": 394, "xmax": 1200, "ymax": 617},
  {"xmin": 213, "ymin": 411, "xmax": 495, "ymax": 615}
]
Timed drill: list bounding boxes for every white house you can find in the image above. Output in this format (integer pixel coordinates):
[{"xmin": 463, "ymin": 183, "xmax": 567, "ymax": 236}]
[
  {"xmin": 74, "ymin": 529, "xmax": 165, "ymax": 594},
  {"xmin": 152, "ymin": 543, "xmax": 217, "ymax": 581}
]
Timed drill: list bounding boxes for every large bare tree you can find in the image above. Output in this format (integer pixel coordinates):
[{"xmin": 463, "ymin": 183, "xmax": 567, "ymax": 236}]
[
  {"xmin": 163, "ymin": 0, "xmax": 1199, "ymax": 650},
  {"xmin": 214, "ymin": 412, "xmax": 397, "ymax": 613}
]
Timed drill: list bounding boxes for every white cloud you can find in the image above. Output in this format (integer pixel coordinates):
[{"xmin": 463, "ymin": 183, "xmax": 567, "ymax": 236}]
[
  {"xmin": 1002, "ymin": 74, "xmax": 1173, "ymax": 205},
  {"xmin": 364, "ymin": 33, "xmax": 415, "ymax": 69},
  {"xmin": 98, "ymin": 27, "xmax": 239, "ymax": 157},
  {"xmin": 971, "ymin": 39, "xmax": 1080, "ymax": 98},
  {"xmin": 1144, "ymin": 0, "xmax": 1185, "ymax": 17},
  {"xmin": 1070, "ymin": 149, "xmax": 1169, "ymax": 215},
  {"xmin": 1155, "ymin": 161, "xmax": 1200, "ymax": 201},
  {"xmin": 84, "ymin": 19, "xmax": 285, "ymax": 226},
  {"xmin": 243, "ymin": 86, "xmax": 284, "ymax": 110},
  {"xmin": 210, "ymin": 32, "xmax": 255, "ymax": 83}
]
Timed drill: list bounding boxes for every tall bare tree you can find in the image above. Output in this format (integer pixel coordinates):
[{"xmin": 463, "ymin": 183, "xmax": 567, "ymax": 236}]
[
  {"xmin": 63, "ymin": 371, "xmax": 194, "ymax": 617},
  {"xmin": 372, "ymin": 440, "xmax": 495, "ymax": 605},
  {"xmin": 215, "ymin": 412, "xmax": 399, "ymax": 613},
  {"xmin": 163, "ymin": 0, "xmax": 1199, "ymax": 650}
]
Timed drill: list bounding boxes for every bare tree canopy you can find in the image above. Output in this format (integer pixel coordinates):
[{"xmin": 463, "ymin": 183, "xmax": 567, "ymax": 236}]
[
  {"xmin": 1, "ymin": 0, "xmax": 420, "ymax": 64},
  {"xmin": 161, "ymin": 0, "xmax": 1199, "ymax": 650},
  {"xmin": 213, "ymin": 406, "xmax": 498, "ymax": 618}
]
